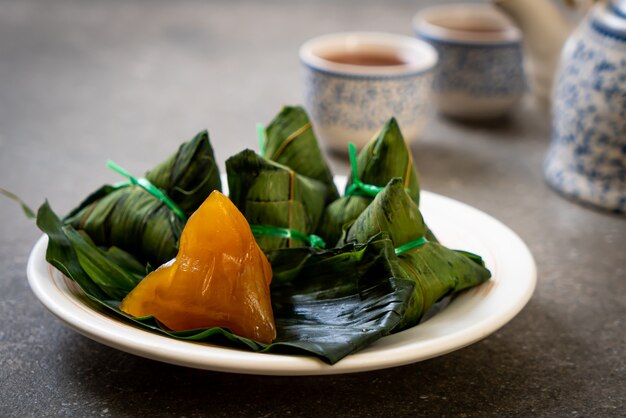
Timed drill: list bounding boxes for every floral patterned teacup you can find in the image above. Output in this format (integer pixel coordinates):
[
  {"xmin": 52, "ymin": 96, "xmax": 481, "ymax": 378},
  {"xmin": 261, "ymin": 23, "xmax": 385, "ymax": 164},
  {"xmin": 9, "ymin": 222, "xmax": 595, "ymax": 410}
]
[
  {"xmin": 300, "ymin": 32, "xmax": 438, "ymax": 150},
  {"xmin": 413, "ymin": 4, "xmax": 525, "ymax": 120}
]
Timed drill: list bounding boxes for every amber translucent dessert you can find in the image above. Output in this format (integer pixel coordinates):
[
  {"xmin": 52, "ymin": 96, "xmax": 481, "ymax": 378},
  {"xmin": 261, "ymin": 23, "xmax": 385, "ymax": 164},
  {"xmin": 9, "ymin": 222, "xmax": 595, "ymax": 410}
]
[{"xmin": 120, "ymin": 191, "xmax": 276, "ymax": 344}]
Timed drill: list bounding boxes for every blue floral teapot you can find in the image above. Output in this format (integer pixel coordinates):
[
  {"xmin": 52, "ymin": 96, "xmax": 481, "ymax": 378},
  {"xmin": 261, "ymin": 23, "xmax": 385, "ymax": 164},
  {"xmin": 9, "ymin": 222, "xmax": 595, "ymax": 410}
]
[{"xmin": 498, "ymin": 0, "xmax": 626, "ymax": 213}]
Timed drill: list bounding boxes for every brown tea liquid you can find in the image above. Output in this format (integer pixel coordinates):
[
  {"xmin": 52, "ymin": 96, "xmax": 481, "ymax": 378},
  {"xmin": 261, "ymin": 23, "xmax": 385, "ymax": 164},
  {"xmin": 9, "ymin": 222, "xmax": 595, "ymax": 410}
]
[{"xmin": 322, "ymin": 51, "xmax": 407, "ymax": 66}]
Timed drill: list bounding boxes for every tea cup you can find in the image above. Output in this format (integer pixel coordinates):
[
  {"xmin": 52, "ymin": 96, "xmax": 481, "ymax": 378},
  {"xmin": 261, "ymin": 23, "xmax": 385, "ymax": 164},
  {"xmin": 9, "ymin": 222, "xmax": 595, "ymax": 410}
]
[
  {"xmin": 299, "ymin": 32, "xmax": 438, "ymax": 150},
  {"xmin": 413, "ymin": 4, "xmax": 525, "ymax": 119}
]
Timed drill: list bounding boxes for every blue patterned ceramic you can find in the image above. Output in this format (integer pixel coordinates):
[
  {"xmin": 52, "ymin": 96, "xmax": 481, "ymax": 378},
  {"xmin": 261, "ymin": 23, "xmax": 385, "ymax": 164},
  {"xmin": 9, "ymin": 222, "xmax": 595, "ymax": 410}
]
[
  {"xmin": 545, "ymin": 2, "xmax": 626, "ymax": 213},
  {"xmin": 300, "ymin": 32, "xmax": 437, "ymax": 150},
  {"xmin": 413, "ymin": 4, "xmax": 525, "ymax": 119}
]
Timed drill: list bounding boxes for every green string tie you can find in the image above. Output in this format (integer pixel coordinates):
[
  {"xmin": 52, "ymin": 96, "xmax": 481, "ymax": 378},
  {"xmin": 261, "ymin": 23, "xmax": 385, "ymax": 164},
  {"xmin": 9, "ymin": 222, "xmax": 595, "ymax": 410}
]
[
  {"xmin": 256, "ymin": 123, "xmax": 266, "ymax": 156},
  {"xmin": 394, "ymin": 236, "xmax": 429, "ymax": 256},
  {"xmin": 250, "ymin": 224, "xmax": 326, "ymax": 249},
  {"xmin": 107, "ymin": 160, "xmax": 187, "ymax": 222},
  {"xmin": 344, "ymin": 142, "xmax": 385, "ymax": 198}
]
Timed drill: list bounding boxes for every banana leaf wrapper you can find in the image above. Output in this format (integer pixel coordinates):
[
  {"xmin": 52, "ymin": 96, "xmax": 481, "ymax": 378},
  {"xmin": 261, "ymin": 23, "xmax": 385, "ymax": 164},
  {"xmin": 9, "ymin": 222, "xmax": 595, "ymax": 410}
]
[
  {"xmin": 342, "ymin": 178, "xmax": 491, "ymax": 330},
  {"xmin": 262, "ymin": 106, "xmax": 339, "ymax": 204},
  {"xmin": 315, "ymin": 195, "xmax": 371, "ymax": 247},
  {"xmin": 351, "ymin": 117, "xmax": 421, "ymax": 204},
  {"xmin": 37, "ymin": 201, "xmax": 414, "ymax": 364},
  {"xmin": 317, "ymin": 117, "xmax": 434, "ymax": 245},
  {"xmin": 64, "ymin": 131, "xmax": 221, "ymax": 266},
  {"xmin": 226, "ymin": 149, "xmax": 326, "ymax": 251}
]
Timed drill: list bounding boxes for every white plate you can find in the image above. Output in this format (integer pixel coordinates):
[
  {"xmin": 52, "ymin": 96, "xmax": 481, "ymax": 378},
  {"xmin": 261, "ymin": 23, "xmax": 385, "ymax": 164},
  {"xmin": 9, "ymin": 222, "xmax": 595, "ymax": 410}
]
[{"xmin": 26, "ymin": 181, "xmax": 536, "ymax": 376}]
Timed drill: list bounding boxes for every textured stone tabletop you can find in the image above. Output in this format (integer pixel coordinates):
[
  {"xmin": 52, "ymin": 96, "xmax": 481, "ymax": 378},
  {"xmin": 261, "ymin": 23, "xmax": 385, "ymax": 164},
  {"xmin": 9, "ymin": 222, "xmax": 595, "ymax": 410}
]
[{"xmin": 0, "ymin": 0, "xmax": 624, "ymax": 416}]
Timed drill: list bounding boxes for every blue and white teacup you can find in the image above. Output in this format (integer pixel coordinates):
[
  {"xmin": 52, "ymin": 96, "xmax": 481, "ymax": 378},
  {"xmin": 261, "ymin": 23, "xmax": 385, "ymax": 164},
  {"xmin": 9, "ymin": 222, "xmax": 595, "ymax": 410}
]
[
  {"xmin": 300, "ymin": 32, "xmax": 438, "ymax": 150},
  {"xmin": 413, "ymin": 4, "xmax": 525, "ymax": 119}
]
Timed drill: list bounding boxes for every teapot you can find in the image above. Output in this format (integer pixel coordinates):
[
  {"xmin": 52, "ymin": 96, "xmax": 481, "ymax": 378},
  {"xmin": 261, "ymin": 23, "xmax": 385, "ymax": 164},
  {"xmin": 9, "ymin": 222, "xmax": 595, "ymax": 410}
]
[{"xmin": 496, "ymin": 0, "xmax": 626, "ymax": 213}]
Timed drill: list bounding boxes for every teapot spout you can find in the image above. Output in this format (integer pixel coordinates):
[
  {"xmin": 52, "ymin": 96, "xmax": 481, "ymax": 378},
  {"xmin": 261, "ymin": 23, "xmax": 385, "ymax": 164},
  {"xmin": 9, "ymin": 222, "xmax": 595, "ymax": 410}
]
[{"xmin": 494, "ymin": 0, "xmax": 573, "ymax": 104}]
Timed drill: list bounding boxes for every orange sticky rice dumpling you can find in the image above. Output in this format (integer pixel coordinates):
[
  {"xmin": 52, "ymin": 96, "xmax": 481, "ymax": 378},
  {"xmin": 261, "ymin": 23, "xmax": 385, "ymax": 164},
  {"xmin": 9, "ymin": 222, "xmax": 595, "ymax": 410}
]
[{"xmin": 120, "ymin": 190, "xmax": 276, "ymax": 344}]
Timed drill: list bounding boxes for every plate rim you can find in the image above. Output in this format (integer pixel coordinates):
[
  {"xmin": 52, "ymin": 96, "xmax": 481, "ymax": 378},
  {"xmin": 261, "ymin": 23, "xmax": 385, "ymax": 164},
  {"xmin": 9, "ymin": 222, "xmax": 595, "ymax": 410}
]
[{"xmin": 26, "ymin": 189, "xmax": 537, "ymax": 376}]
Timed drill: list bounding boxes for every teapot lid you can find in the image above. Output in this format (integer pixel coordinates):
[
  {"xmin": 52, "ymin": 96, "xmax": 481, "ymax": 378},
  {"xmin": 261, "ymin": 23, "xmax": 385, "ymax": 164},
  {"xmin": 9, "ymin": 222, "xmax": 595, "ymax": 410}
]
[
  {"xmin": 591, "ymin": 1, "xmax": 626, "ymax": 38},
  {"xmin": 610, "ymin": 0, "xmax": 626, "ymax": 19}
]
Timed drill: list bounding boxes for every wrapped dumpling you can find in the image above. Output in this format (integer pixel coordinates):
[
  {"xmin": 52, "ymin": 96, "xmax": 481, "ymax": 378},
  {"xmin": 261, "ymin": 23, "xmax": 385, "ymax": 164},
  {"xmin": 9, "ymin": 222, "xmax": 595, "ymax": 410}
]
[
  {"xmin": 226, "ymin": 149, "xmax": 327, "ymax": 252},
  {"xmin": 316, "ymin": 118, "xmax": 423, "ymax": 245},
  {"xmin": 261, "ymin": 106, "xmax": 339, "ymax": 204},
  {"xmin": 64, "ymin": 131, "xmax": 221, "ymax": 266},
  {"xmin": 341, "ymin": 178, "xmax": 491, "ymax": 330},
  {"xmin": 120, "ymin": 191, "xmax": 276, "ymax": 344}
]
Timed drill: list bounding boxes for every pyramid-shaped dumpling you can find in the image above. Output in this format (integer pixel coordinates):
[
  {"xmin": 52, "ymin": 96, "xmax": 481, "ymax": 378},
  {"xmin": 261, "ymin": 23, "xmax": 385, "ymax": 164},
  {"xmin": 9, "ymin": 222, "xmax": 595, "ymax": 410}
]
[{"xmin": 120, "ymin": 191, "xmax": 276, "ymax": 343}]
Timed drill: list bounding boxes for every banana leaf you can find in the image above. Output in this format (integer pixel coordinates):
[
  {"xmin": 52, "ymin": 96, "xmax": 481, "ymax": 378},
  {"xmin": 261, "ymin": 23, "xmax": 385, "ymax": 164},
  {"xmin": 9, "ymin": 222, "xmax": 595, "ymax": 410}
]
[
  {"xmin": 38, "ymin": 201, "xmax": 148, "ymax": 301},
  {"xmin": 37, "ymin": 201, "xmax": 414, "ymax": 364},
  {"xmin": 316, "ymin": 117, "xmax": 431, "ymax": 245},
  {"xmin": 262, "ymin": 106, "xmax": 339, "ymax": 204},
  {"xmin": 266, "ymin": 234, "xmax": 414, "ymax": 361},
  {"xmin": 351, "ymin": 117, "xmax": 421, "ymax": 204},
  {"xmin": 316, "ymin": 195, "xmax": 372, "ymax": 247},
  {"xmin": 64, "ymin": 131, "xmax": 221, "ymax": 266},
  {"xmin": 341, "ymin": 178, "xmax": 491, "ymax": 330},
  {"xmin": 226, "ymin": 149, "xmax": 327, "ymax": 251}
]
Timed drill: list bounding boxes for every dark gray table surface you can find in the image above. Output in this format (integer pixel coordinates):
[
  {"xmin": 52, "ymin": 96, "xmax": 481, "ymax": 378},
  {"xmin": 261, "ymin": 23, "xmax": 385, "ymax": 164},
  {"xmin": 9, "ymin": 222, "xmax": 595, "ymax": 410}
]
[{"xmin": 1, "ymin": 0, "xmax": 624, "ymax": 416}]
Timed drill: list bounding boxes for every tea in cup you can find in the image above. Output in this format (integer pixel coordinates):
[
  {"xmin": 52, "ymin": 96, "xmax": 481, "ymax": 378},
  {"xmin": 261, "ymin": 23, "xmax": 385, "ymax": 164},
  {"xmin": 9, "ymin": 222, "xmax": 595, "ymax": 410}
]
[
  {"xmin": 413, "ymin": 4, "xmax": 525, "ymax": 119},
  {"xmin": 300, "ymin": 32, "xmax": 438, "ymax": 150}
]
